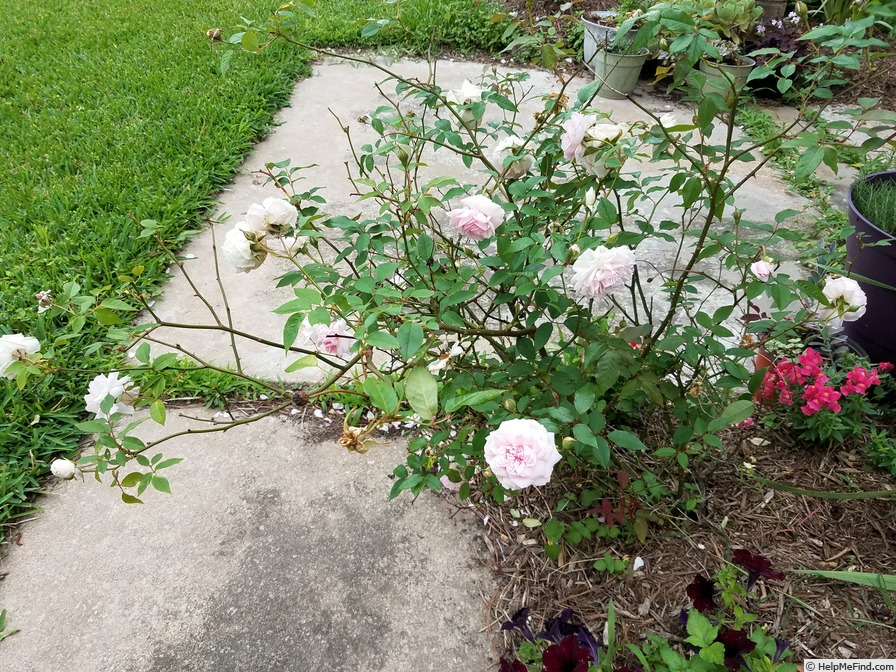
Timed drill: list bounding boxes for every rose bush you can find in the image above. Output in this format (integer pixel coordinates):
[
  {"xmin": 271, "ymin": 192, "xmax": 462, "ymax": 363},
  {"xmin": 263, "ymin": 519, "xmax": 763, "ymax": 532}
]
[{"xmin": 10, "ymin": 2, "xmax": 894, "ymax": 541}]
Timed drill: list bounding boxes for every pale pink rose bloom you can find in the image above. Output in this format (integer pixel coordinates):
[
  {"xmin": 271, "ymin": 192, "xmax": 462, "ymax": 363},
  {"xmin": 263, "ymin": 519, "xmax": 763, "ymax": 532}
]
[
  {"xmin": 484, "ymin": 418, "xmax": 561, "ymax": 490},
  {"xmin": 571, "ymin": 245, "xmax": 636, "ymax": 298},
  {"xmin": 750, "ymin": 259, "xmax": 775, "ymax": 281},
  {"xmin": 84, "ymin": 372, "xmax": 139, "ymax": 419},
  {"xmin": 440, "ymin": 475, "xmax": 463, "ymax": 491},
  {"xmin": 561, "ymin": 112, "xmax": 594, "ymax": 161},
  {"xmin": 447, "ymin": 194, "xmax": 505, "ymax": 240},
  {"xmin": 297, "ymin": 318, "xmax": 353, "ymax": 357}
]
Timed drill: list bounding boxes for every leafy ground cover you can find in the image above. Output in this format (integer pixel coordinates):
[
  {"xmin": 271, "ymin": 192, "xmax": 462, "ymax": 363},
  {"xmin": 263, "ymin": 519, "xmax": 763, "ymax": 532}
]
[{"xmin": 0, "ymin": 0, "xmax": 506, "ymax": 540}]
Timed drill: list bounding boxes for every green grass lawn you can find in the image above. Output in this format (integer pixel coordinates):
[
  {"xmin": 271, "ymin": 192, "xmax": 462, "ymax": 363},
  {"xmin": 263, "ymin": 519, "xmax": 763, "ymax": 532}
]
[{"xmin": 0, "ymin": 0, "xmax": 506, "ymax": 540}]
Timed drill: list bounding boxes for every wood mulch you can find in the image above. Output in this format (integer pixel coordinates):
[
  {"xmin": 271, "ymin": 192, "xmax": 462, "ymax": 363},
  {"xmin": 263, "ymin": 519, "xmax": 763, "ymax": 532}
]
[{"xmin": 455, "ymin": 430, "xmax": 896, "ymax": 659}]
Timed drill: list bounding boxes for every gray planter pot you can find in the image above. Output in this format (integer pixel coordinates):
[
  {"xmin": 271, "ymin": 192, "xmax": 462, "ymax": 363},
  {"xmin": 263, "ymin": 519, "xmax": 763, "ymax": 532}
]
[
  {"xmin": 843, "ymin": 170, "xmax": 896, "ymax": 364},
  {"xmin": 591, "ymin": 48, "xmax": 650, "ymax": 99},
  {"xmin": 582, "ymin": 13, "xmax": 617, "ymax": 74},
  {"xmin": 699, "ymin": 56, "xmax": 756, "ymax": 97}
]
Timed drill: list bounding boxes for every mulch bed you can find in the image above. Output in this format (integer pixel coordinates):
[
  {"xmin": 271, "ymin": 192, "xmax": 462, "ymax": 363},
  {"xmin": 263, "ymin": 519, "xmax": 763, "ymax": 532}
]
[{"xmin": 459, "ymin": 431, "xmax": 896, "ymax": 660}]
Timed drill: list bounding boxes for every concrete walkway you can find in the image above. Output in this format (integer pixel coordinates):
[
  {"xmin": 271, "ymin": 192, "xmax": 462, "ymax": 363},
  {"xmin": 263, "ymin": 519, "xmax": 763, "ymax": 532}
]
[{"xmin": 0, "ymin": 57, "xmax": 813, "ymax": 671}]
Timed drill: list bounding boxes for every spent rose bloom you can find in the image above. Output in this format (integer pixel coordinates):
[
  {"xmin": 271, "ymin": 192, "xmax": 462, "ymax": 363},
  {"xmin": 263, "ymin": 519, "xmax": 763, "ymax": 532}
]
[
  {"xmin": 0, "ymin": 334, "xmax": 41, "ymax": 379},
  {"xmin": 297, "ymin": 318, "xmax": 353, "ymax": 357},
  {"xmin": 447, "ymin": 194, "xmax": 505, "ymax": 240},
  {"xmin": 817, "ymin": 276, "xmax": 867, "ymax": 328},
  {"xmin": 484, "ymin": 418, "xmax": 561, "ymax": 490},
  {"xmin": 85, "ymin": 372, "xmax": 139, "ymax": 419},
  {"xmin": 750, "ymin": 258, "xmax": 775, "ymax": 281},
  {"xmin": 221, "ymin": 221, "xmax": 267, "ymax": 273},
  {"xmin": 50, "ymin": 458, "xmax": 77, "ymax": 480},
  {"xmin": 35, "ymin": 290, "xmax": 53, "ymax": 313},
  {"xmin": 244, "ymin": 197, "xmax": 298, "ymax": 236},
  {"xmin": 490, "ymin": 136, "xmax": 533, "ymax": 179},
  {"xmin": 571, "ymin": 246, "xmax": 636, "ymax": 299}
]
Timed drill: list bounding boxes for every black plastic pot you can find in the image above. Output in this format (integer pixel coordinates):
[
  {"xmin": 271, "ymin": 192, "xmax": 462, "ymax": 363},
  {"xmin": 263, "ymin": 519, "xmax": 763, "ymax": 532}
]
[{"xmin": 843, "ymin": 170, "xmax": 896, "ymax": 364}]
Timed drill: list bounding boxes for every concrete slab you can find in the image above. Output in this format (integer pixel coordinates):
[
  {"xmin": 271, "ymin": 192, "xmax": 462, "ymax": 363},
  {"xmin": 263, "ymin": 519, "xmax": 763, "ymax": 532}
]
[{"xmin": 0, "ymin": 409, "xmax": 495, "ymax": 671}]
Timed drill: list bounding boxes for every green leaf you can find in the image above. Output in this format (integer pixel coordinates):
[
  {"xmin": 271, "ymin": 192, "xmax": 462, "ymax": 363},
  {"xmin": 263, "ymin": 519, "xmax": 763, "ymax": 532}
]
[
  {"xmin": 444, "ymin": 389, "xmax": 504, "ymax": 413},
  {"xmin": 405, "ymin": 366, "xmax": 438, "ymax": 421},
  {"xmin": 719, "ymin": 399, "xmax": 754, "ymax": 427},
  {"xmin": 120, "ymin": 472, "xmax": 143, "ymax": 488},
  {"xmin": 283, "ymin": 312, "xmax": 305, "ymax": 351},
  {"xmin": 285, "ymin": 354, "xmax": 317, "ymax": 372},
  {"xmin": 522, "ymin": 517, "xmax": 542, "ymax": 528},
  {"xmin": 573, "ymin": 423, "xmax": 598, "ymax": 447},
  {"xmin": 93, "ymin": 307, "xmax": 121, "ymax": 325},
  {"xmin": 76, "ymin": 420, "xmax": 110, "ymax": 434},
  {"xmin": 99, "ymin": 298, "xmax": 136, "ymax": 311},
  {"xmin": 155, "ymin": 458, "xmax": 183, "ymax": 471},
  {"xmin": 363, "ymin": 378, "xmax": 400, "ymax": 413},
  {"xmin": 792, "ymin": 569, "xmax": 896, "ymax": 591},
  {"xmin": 366, "ymin": 331, "xmax": 399, "ymax": 350},
  {"xmin": 574, "ymin": 387, "xmax": 595, "ymax": 415},
  {"xmin": 397, "ymin": 322, "xmax": 425, "ymax": 360},
  {"xmin": 608, "ymin": 429, "xmax": 648, "ymax": 452},
  {"xmin": 151, "ymin": 476, "xmax": 171, "ymax": 494},
  {"xmin": 134, "ymin": 342, "xmax": 151, "ymax": 364},
  {"xmin": 686, "ymin": 610, "xmax": 718, "ymax": 648},
  {"xmin": 150, "ymin": 400, "xmax": 166, "ymax": 426},
  {"xmin": 152, "ymin": 352, "xmax": 179, "ymax": 371},
  {"xmin": 699, "ymin": 642, "xmax": 726, "ymax": 665},
  {"xmin": 121, "ymin": 493, "xmax": 143, "ymax": 504}
]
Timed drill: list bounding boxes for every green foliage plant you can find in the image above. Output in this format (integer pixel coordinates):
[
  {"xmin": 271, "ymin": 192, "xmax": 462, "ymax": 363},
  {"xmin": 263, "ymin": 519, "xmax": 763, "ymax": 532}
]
[
  {"xmin": 851, "ymin": 177, "xmax": 896, "ymax": 235},
  {"xmin": 8, "ymin": 2, "xmax": 896, "ymax": 550}
]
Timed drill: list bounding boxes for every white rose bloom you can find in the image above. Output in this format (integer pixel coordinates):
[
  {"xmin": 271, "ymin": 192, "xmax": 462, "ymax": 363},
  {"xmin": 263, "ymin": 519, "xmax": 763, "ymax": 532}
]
[
  {"xmin": 490, "ymin": 136, "xmax": 533, "ymax": 179},
  {"xmin": 817, "ymin": 276, "xmax": 867, "ymax": 328},
  {"xmin": 571, "ymin": 245, "xmax": 637, "ymax": 299},
  {"xmin": 244, "ymin": 197, "xmax": 297, "ymax": 236},
  {"xmin": 447, "ymin": 80, "xmax": 485, "ymax": 125},
  {"xmin": 221, "ymin": 222, "xmax": 267, "ymax": 273},
  {"xmin": 584, "ymin": 187, "xmax": 597, "ymax": 210},
  {"xmin": 50, "ymin": 458, "xmax": 77, "ymax": 480},
  {"xmin": 579, "ymin": 122, "xmax": 627, "ymax": 178},
  {"xmin": 84, "ymin": 372, "xmax": 139, "ymax": 419},
  {"xmin": 0, "ymin": 334, "xmax": 41, "ymax": 379},
  {"xmin": 658, "ymin": 112, "xmax": 677, "ymax": 128}
]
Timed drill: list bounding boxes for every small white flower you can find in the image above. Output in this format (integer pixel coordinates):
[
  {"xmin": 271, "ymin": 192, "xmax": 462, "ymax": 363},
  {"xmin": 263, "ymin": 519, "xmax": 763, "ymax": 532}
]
[
  {"xmin": 221, "ymin": 222, "xmax": 267, "ymax": 273},
  {"xmin": 817, "ymin": 276, "xmax": 867, "ymax": 328},
  {"xmin": 0, "ymin": 334, "xmax": 41, "ymax": 379},
  {"xmin": 446, "ymin": 80, "xmax": 485, "ymax": 125},
  {"xmin": 84, "ymin": 372, "xmax": 139, "ymax": 420},
  {"xmin": 571, "ymin": 246, "xmax": 637, "ymax": 299},
  {"xmin": 428, "ymin": 341, "xmax": 465, "ymax": 374},
  {"xmin": 50, "ymin": 458, "xmax": 77, "ymax": 480},
  {"xmin": 490, "ymin": 136, "xmax": 533, "ymax": 179}
]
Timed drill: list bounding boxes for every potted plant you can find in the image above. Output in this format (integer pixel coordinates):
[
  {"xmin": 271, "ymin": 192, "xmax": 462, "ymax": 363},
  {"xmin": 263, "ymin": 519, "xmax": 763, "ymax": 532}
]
[
  {"xmin": 843, "ymin": 170, "xmax": 896, "ymax": 363},
  {"xmin": 581, "ymin": 0, "xmax": 653, "ymax": 74},
  {"xmin": 697, "ymin": 0, "xmax": 763, "ymax": 96},
  {"xmin": 588, "ymin": 35, "xmax": 651, "ymax": 99}
]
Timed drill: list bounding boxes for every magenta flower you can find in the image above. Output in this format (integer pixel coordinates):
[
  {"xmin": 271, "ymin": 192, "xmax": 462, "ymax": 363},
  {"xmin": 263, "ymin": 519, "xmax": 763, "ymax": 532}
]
[
  {"xmin": 732, "ymin": 549, "xmax": 785, "ymax": 587},
  {"xmin": 796, "ymin": 348, "xmax": 824, "ymax": 379},
  {"xmin": 840, "ymin": 366, "xmax": 881, "ymax": 396},
  {"xmin": 686, "ymin": 574, "xmax": 717, "ymax": 613},
  {"xmin": 880, "ymin": 362, "xmax": 894, "ymax": 373},
  {"xmin": 800, "ymin": 380, "xmax": 842, "ymax": 416}
]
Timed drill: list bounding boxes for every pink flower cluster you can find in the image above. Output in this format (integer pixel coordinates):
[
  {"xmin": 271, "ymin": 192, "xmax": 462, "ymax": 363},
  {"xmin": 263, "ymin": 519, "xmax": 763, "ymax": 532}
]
[{"xmin": 761, "ymin": 348, "xmax": 888, "ymax": 417}]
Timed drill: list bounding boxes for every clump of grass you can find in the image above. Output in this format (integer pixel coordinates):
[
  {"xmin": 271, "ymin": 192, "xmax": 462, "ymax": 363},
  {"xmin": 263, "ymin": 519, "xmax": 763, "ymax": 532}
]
[{"xmin": 851, "ymin": 177, "xmax": 896, "ymax": 235}]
